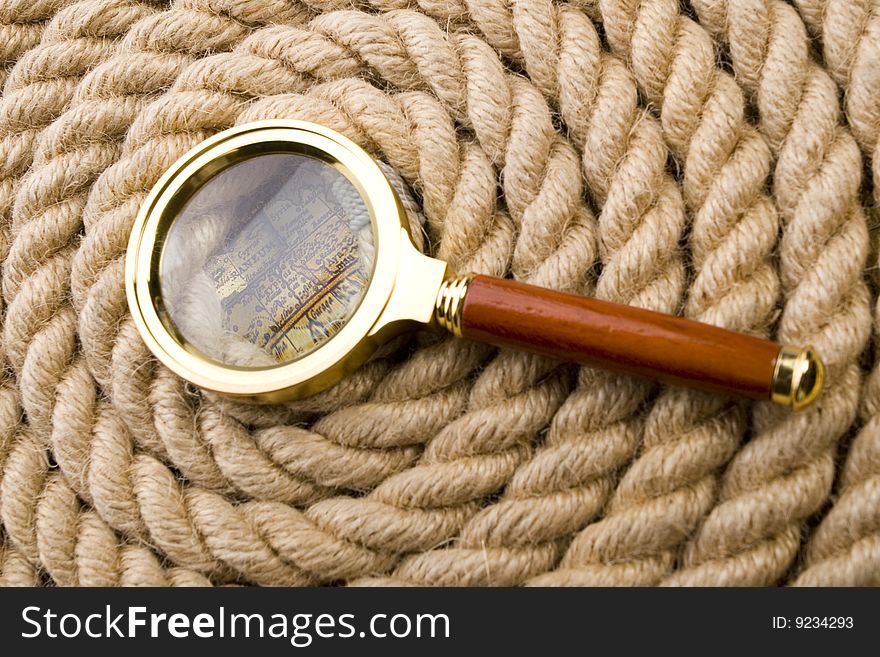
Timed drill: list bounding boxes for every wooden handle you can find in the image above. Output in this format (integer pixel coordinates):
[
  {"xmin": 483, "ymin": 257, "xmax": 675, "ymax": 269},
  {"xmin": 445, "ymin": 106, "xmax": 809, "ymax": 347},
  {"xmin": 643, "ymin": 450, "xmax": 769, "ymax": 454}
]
[{"xmin": 452, "ymin": 275, "xmax": 821, "ymax": 406}]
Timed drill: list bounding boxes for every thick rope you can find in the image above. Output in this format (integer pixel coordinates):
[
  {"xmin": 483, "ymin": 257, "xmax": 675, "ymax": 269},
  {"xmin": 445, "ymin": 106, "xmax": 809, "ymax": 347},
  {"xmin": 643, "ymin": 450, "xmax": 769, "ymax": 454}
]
[
  {"xmin": 355, "ymin": 3, "xmax": 691, "ymax": 586},
  {"xmin": 586, "ymin": 0, "xmax": 775, "ymax": 585},
  {"xmin": 0, "ymin": 0, "xmax": 314, "ymax": 585},
  {"xmin": 451, "ymin": 0, "xmax": 779, "ymax": 585},
  {"xmin": 666, "ymin": 0, "xmax": 873, "ymax": 585},
  {"xmin": 786, "ymin": 0, "xmax": 880, "ymax": 586},
  {"xmin": 3, "ymin": 3, "xmax": 591, "ymax": 583},
  {"xmin": 303, "ymin": 0, "xmax": 780, "ymax": 586},
  {"xmin": 0, "ymin": 0, "xmax": 875, "ymax": 586},
  {"xmin": 0, "ymin": 0, "xmax": 217, "ymax": 586},
  {"xmin": 0, "ymin": 1, "xmax": 74, "ymax": 105}
]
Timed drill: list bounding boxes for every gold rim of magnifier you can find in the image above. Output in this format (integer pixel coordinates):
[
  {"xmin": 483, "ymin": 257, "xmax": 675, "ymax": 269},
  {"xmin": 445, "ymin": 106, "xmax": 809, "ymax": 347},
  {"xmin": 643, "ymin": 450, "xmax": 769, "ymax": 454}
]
[{"xmin": 126, "ymin": 120, "xmax": 447, "ymax": 402}]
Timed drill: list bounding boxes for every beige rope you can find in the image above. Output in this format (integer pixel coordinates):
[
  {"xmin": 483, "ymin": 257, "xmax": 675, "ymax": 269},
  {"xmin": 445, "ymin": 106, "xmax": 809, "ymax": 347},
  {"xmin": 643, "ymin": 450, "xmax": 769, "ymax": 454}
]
[
  {"xmin": 668, "ymin": 0, "xmax": 872, "ymax": 585},
  {"xmin": 357, "ymin": 3, "xmax": 691, "ymax": 586},
  {"xmin": 0, "ymin": 0, "xmax": 876, "ymax": 586},
  {"xmin": 787, "ymin": 0, "xmax": 880, "ymax": 586},
  {"xmin": 422, "ymin": 0, "xmax": 780, "ymax": 587},
  {"xmin": 5, "ymin": 3, "xmax": 590, "ymax": 583}
]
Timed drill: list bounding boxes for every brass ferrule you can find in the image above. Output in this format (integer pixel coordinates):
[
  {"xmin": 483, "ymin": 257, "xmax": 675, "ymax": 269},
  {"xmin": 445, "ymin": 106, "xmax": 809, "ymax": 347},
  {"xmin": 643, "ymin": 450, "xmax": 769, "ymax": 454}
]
[
  {"xmin": 770, "ymin": 345, "xmax": 825, "ymax": 411},
  {"xmin": 434, "ymin": 274, "xmax": 473, "ymax": 337}
]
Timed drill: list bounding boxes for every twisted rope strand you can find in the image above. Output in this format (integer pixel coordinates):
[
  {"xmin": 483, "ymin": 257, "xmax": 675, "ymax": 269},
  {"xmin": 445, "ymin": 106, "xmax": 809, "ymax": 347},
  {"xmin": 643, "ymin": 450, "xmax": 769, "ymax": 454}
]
[
  {"xmin": 0, "ymin": 1, "xmax": 150, "ymax": 393},
  {"xmin": 784, "ymin": 0, "xmax": 880, "ymax": 586},
  {"xmin": 662, "ymin": 0, "xmax": 874, "ymax": 585},
  {"xmin": 0, "ymin": 533, "xmax": 40, "ymax": 586},
  {"xmin": 6, "ymin": 2, "xmax": 264, "ymax": 523},
  {"xmin": 0, "ymin": 0, "xmax": 873, "ymax": 587},
  {"xmin": 0, "ymin": 1, "xmax": 74, "ymax": 96},
  {"xmin": 246, "ymin": 13, "xmax": 603, "ymax": 585},
  {"xmin": 354, "ymin": 2, "xmax": 690, "ymax": 586},
  {"xmin": 0, "ymin": 0, "xmax": 167, "ymax": 580},
  {"xmin": 790, "ymin": 0, "xmax": 880, "ymax": 194},
  {"xmin": 0, "ymin": 0, "xmax": 318, "ymax": 583},
  {"xmin": 328, "ymin": 0, "xmax": 778, "ymax": 587},
  {"xmin": 495, "ymin": 0, "xmax": 780, "ymax": 585},
  {"xmin": 0, "ymin": 377, "xmax": 32, "ymax": 584},
  {"xmin": 36, "ymin": 1, "xmax": 600, "ymax": 580}
]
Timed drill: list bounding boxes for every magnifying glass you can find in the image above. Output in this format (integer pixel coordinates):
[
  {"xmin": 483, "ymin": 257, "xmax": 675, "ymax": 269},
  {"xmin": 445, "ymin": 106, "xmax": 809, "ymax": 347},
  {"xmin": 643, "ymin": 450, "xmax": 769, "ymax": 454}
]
[{"xmin": 125, "ymin": 120, "xmax": 824, "ymax": 410}]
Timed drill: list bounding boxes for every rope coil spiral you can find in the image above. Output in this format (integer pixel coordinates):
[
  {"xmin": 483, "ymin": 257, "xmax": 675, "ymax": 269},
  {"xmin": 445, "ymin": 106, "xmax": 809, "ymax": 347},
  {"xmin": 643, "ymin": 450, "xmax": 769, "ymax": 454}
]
[{"xmin": 0, "ymin": 0, "xmax": 877, "ymax": 586}]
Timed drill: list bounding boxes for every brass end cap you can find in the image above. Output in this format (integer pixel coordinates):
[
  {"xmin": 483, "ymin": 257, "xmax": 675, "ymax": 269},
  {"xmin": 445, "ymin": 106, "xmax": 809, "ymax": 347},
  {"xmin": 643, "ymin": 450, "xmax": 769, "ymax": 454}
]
[{"xmin": 771, "ymin": 345, "xmax": 825, "ymax": 411}]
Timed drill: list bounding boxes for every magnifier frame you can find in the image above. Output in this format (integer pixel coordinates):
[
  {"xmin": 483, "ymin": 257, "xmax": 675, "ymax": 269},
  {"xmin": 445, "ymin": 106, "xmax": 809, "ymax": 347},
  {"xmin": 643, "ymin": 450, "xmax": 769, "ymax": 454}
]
[{"xmin": 126, "ymin": 120, "xmax": 448, "ymax": 402}]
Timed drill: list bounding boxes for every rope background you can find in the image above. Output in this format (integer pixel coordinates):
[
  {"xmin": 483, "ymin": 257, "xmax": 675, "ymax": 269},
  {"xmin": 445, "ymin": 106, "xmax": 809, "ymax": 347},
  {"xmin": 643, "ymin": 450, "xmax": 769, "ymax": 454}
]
[{"xmin": 0, "ymin": 0, "xmax": 877, "ymax": 586}]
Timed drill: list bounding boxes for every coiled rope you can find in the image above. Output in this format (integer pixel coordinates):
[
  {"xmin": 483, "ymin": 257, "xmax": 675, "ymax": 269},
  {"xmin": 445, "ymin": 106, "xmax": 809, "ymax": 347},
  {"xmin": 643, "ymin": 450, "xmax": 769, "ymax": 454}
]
[{"xmin": 0, "ymin": 0, "xmax": 877, "ymax": 586}]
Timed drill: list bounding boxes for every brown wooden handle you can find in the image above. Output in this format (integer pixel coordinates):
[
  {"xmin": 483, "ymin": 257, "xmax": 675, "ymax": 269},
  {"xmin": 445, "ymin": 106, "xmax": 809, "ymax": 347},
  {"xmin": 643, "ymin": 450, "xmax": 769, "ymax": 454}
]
[{"xmin": 456, "ymin": 275, "xmax": 807, "ymax": 403}]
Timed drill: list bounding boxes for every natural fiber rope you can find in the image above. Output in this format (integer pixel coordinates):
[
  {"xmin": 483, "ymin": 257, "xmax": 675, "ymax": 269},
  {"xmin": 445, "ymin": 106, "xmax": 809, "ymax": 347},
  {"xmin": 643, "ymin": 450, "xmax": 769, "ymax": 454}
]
[
  {"xmin": 525, "ymin": 0, "xmax": 780, "ymax": 586},
  {"xmin": 786, "ymin": 0, "xmax": 880, "ymax": 586},
  {"xmin": 0, "ymin": 0, "xmax": 876, "ymax": 586},
  {"xmin": 356, "ymin": 5, "xmax": 690, "ymax": 585},
  {"xmin": 666, "ymin": 0, "xmax": 872, "ymax": 585}
]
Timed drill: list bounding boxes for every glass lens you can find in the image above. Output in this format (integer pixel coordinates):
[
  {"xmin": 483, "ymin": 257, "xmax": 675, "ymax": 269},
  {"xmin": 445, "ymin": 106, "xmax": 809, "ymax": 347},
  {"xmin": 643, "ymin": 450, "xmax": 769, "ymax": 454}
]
[{"xmin": 158, "ymin": 152, "xmax": 374, "ymax": 367}]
